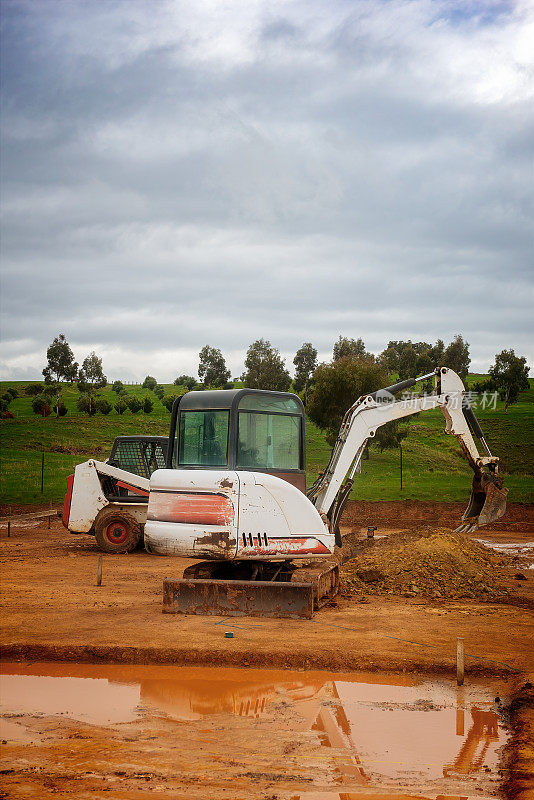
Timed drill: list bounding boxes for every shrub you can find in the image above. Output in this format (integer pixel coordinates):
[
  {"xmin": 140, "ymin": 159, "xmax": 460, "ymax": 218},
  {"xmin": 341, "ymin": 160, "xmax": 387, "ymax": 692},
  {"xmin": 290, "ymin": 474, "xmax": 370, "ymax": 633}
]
[
  {"xmin": 54, "ymin": 402, "xmax": 68, "ymax": 417},
  {"xmin": 115, "ymin": 397, "xmax": 127, "ymax": 414},
  {"xmin": 25, "ymin": 382, "xmax": 44, "ymax": 396},
  {"xmin": 77, "ymin": 395, "xmax": 96, "ymax": 415},
  {"xmin": 162, "ymin": 394, "xmax": 177, "ymax": 412},
  {"xmin": 96, "ymin": 397, "xmax": 112, "ymax": 415},
  {"xmin": 1, "ymin": 410, "xmax": 14, "ymax": 419},
  {"xmin": 0, "ymin": 399, "xmax": 9, "ymax": 413},
  {"xmin": 142, "ymin": 375, "xmax": 157, "ymax": 391},
  {"xmin": 154, "ymin": 384, "xmax": 165, "ymax": 399},
  {"xmin": 32, "ymin": 396, "xmax": 52, "ymax": 417},
  {"xmin": 142, "ymin": 394, "xmax": 154, "ymax": 414},
  {"xmin": 112, "ymin": 380, "xmax": 125, "ymax": 394},
  {"xmin": 6, "ymin": 387, "xmax": 18, "ymax": 399},
  {"xmin": 126, "ymin": 395, "xmax": 142, "ymax": 414},
  {"xmin": 174, "ymin": 375, "xmax": 196, "ymax": 390},
  {"xmin": 2, "ymin": 392, "xmax": 12, "ymax": 404}
]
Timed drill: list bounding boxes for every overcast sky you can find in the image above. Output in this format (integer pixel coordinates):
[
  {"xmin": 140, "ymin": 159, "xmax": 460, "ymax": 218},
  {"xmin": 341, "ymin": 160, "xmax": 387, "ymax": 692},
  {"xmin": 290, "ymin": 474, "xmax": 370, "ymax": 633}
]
[{"xmin": 1, "ymin": 0, "xmax": 532, "ymax": 382}]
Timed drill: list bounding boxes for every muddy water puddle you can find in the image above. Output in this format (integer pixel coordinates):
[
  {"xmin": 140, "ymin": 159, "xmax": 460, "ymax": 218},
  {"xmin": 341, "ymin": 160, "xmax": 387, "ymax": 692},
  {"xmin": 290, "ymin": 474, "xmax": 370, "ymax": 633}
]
[
  {"xmin": 0, "ymin": 663, "xmax": 509, "ymax": 799},
  {"xmin": 475, "ymin": 537, "xmax": 534, "ymax": 570}
]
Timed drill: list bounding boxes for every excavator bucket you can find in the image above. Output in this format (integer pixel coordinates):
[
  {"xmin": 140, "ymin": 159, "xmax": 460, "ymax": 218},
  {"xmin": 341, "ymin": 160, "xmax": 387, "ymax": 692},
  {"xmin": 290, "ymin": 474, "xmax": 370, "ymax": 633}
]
[{"xmin": 456, "ymin": 470, "xmax": 508, "ymax": 534}]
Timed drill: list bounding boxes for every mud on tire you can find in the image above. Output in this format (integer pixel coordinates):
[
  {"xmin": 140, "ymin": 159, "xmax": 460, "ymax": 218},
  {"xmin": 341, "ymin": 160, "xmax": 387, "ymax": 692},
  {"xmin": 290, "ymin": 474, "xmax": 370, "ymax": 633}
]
[{"xmin": 94, "ymin": 509, "xmax": 142, "ymax": 554}]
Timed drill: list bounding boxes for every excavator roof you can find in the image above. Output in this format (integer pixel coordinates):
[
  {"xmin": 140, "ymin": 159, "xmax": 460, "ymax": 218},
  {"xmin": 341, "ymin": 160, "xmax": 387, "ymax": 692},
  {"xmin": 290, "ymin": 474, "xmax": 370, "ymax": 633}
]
[{"xmin": 178, "ymin": 388, "xmax": 303, "ymax": 413}]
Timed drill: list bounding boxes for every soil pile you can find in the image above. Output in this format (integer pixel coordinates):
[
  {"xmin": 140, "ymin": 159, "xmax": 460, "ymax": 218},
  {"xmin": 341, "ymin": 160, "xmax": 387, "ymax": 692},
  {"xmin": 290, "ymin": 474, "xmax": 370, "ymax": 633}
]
[{"xmin": 341, "ymin": 528, "xmax": 509, "ymax": 600}]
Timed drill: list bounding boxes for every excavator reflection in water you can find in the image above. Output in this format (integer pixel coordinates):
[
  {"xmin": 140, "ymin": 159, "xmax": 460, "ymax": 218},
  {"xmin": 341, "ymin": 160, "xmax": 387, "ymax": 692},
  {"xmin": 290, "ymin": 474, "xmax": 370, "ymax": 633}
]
[
  {"xmin": 1, "ymin": 664, "xmax": 502, "ymax": 795},
  {"xmin": 135, "ymin": 672, "xmax": 501, "ymax": 787}
]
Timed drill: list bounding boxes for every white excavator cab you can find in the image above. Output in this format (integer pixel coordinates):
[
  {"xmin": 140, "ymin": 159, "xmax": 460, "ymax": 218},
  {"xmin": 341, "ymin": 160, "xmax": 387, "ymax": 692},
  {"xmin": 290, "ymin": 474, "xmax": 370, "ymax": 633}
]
[
  {"xmin": 145, "ymin": 389, "xmax": 334, "ymax": 563},
  {"xmin": 167, "ymin": 388, "xmax": 307, "ymax": 492}
]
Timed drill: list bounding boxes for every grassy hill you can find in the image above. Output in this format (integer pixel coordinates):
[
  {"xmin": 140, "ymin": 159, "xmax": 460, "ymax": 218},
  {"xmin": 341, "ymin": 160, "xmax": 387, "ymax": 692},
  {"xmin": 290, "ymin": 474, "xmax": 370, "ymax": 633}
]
[{"xmin": 1, "ymin": 378, "xmax": 532, "ymax": 506}]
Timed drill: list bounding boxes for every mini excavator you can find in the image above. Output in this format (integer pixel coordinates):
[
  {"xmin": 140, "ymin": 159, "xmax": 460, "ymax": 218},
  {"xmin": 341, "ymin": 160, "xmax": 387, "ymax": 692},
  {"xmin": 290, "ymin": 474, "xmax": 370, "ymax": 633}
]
[{"xmin": 63, "ymin": 367, "xmax": 507, "ymax": 618}]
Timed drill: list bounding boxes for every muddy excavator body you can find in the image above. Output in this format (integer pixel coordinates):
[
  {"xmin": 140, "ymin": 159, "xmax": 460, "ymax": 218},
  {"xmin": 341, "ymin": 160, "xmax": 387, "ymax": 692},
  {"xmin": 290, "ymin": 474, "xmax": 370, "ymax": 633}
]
[{"xmin": 143, "ymin": 369, "xmax": 507, "ymax": 618}]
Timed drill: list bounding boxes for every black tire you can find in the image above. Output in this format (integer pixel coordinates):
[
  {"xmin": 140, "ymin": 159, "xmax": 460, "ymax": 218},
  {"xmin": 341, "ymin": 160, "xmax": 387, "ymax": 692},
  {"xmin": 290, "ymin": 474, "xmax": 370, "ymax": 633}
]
[{"xmin": 94, "ymin": 509, "xmax": 141, "ymax": 554}]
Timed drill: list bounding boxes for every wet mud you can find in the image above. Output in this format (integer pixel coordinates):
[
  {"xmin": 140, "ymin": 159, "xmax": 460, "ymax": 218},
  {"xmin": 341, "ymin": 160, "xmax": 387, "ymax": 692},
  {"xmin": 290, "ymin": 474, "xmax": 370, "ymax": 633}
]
[{"xmin": 0, "ymin": 663, "xmax": 513, "ymax": 799}]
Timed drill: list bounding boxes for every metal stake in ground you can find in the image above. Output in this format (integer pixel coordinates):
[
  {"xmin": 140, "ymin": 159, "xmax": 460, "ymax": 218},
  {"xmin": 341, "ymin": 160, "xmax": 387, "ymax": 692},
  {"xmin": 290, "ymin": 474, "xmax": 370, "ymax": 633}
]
[
  {"xmin": 97, "ymin": 555, "xmax": 103, "ymax": 586},
  {"xmin": 457, "ymin": 637, "xmax": 465, "ymax": 685}
]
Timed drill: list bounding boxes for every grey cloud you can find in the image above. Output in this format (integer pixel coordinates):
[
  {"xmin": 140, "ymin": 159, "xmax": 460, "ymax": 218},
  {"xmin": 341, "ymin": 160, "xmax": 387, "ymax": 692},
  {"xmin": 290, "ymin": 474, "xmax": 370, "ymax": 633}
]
[{"xmin": 1, "ymin": 0, "xmax": 532, "ymax": 381}]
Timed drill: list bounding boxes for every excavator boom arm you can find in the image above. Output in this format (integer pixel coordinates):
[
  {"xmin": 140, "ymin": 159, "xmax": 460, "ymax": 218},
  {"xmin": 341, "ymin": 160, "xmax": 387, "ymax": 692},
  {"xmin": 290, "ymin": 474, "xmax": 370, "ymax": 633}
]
[{"xmin": 310, "ymin": 368, "xmax": 506, "ymax": 534}]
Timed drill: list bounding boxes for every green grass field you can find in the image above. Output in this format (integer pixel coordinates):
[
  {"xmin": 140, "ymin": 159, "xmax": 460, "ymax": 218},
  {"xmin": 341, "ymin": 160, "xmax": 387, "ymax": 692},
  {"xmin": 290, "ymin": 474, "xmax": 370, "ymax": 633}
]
[{"xmin": 1, "ymin": 379, "xmax": 533, "ymax": 506}]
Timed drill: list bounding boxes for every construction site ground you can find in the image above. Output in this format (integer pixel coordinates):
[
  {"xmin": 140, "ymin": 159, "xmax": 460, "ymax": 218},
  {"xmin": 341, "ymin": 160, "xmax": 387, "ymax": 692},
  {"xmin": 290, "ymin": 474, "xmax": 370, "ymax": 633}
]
[
  {"xmin": 1, "ymin": 501, "xmax": 533, "ymax": 800},
  {"xmin": 1, "ymin": 501, "xmax": 532, "ymax": 675}
]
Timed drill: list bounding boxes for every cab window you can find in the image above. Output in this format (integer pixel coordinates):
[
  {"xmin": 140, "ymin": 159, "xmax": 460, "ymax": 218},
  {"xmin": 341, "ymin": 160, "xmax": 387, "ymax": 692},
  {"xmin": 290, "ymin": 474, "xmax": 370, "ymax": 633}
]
[
  {"xmin": 176, "ymin": 410, "xmax": 229, "ymax": 467},
  {"xmin": 237, "ymin": 412, "xmax": 301, "ymax": 470}
]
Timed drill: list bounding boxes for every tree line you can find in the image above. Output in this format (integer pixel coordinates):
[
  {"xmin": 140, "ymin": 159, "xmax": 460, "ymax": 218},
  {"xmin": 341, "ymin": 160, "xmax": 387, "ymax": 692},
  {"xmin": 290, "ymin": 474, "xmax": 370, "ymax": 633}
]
[{"xmin": 1, "ymin": 333, "xmax": 528, "ymax": 428}]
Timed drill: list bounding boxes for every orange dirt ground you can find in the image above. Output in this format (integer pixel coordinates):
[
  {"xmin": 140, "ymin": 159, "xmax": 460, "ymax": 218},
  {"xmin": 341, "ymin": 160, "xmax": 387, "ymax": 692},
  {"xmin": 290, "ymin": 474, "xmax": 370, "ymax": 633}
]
[
  {"xmin": 1, "ymin": 502, "xmax": 532, "ymax": 675},
  {"xmin": 1, "ymin": 501, "xmax": 533, "ymax": 800}
]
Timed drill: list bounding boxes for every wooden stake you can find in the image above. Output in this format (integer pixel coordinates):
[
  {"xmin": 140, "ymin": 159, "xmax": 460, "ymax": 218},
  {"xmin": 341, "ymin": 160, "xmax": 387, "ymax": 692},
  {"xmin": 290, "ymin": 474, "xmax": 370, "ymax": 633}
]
[
  {"xmin": 97, "ymin": 555, "xmax": 103, "ymax": 586},
  {"xmin": 7, "ymin": 521, "xmax": 10, "ymax": 538},
  {"xmin": 48, "ymin": 500, "xmax": 52, "ymax": 529},
  {"xmin": 457, "ymin": 637, "xmax": 465, "ymax": 685}
]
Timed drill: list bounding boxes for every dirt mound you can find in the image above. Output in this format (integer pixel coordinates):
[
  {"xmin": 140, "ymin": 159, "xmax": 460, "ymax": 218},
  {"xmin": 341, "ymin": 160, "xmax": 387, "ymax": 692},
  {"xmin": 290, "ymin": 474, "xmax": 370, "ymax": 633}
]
[{"xmin": 341, "ymin": 528, "xmax": 509, "ymax": 601}]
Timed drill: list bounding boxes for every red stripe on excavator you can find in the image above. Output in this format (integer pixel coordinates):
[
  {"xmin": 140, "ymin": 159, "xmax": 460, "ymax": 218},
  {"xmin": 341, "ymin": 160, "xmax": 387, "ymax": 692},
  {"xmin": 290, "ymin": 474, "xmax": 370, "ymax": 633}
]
[
  {"xmin": 116, "ymin": 481, "xmax": 149, "ymax": 497},
  {"xmin": 62, "ymin": 474, "xmax": 74, "ymax": 529},
  {"xmin": 149, "ymin": 492, "xmax": 234, "ymax": 526},
  {"xmin": 242, "ymin": 538, "xmax": 330, "ymax": 555}
]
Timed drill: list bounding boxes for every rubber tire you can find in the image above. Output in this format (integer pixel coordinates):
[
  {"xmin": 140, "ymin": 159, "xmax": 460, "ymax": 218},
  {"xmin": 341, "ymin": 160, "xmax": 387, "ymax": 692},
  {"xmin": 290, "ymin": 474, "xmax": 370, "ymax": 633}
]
[{"xmin": 94, "ymin": 509, "xmax": 141, "ymax": 554}]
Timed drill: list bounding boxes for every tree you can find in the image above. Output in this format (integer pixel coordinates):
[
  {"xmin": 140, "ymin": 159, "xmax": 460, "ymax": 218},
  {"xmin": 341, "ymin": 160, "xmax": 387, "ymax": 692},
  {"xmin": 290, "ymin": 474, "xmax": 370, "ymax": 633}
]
[
  {"xmin": 77, "ymin": 394, "xmax": 96, "ymax": 415},
  {"xmin": 198, "ymin": 346, "xmax": 231, "ymax": 388},
  {"xmin": 142, "ymin": 375, "xmax": 157, "ymax": 391},
  {"xmin": 443, "ymin": 335, "xmax": 470, "ymax": 379},
  {"xmin": 242, "ymin": 339, "xmax": 291, "ymax": 392},
  {"xmin": 162, "ymin": 393, "xmax": 178, "ymax": 412},
  {"xmin": 153, "ymin": 384, "xmax": 165, "ymax": 399},
  {"xmin": 115, "ymin": 397, "xmax": 127, "ymax": 414},
  {"xmin": 112, "ymin": 380, "xmax": 125, "ymax": 394},
  {"xmin": 142, "ymin": 394, "xmax": 154, "ymax": 414},
  {"xmin": 174, "ymin": 375, "xmax": 196, "ymax": 390},
  {"xmin": 379, "ymin": 339, "xmax": 442, "ymax": 377},
  {"xmin": 95, "ymin": 397, "xmax": 112, "ymax": 415},
  {"xmin": 373, "ymin": 420, "xmax": 410, "ymax": 453},
  {"xmin": 25, "ymin": 382, "xmax": 44, "ymax": 396},
  {"xmin": 42, "ymin": 334, "xmax": 78, "ymax": 417},
  {"xmin": 53, "ymin": 401, "xmax": 68, "ymax": 417},
  {"xmin": 428, "ymin": 338, "xmax": 445, "ymax": 366},
  {"xmin": 307, "ymin": 357, "xmax": 388, "ymax": 444},
  {"xmin": 293, "ymin": 342, "xmax": 318, "ymax": 399},
  {"xmin": 77, "ymin": 352, "xmax": 107, "ymax": 415},
  {"xmin": 333, "ymin": 336, "xmax": 368, "ymax": 361},
  {"xmin": 32, "ymin": 396, "xmax": 51, "ymax": 417},
  {"xmin": 489, "ymin": 350, "xmax": 530, "ymax": 412},
  {"xmin": 126, "ymin": 395, "xmax": 142, "ymax": 414},
  {"xmin": 397, "ymin": 345, "xmax": 418, "ymax": 379}
]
